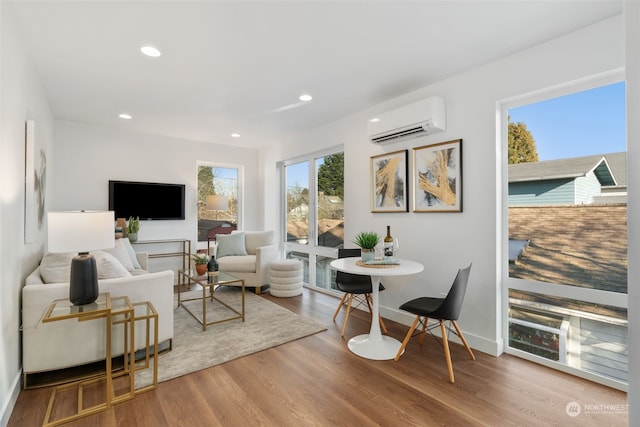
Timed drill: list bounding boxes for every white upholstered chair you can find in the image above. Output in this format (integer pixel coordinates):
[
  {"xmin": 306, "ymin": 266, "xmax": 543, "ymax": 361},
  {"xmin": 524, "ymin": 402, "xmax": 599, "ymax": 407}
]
[{"xmin": 214, "ymin": 230, "xmax": 278, "ymax": 294}]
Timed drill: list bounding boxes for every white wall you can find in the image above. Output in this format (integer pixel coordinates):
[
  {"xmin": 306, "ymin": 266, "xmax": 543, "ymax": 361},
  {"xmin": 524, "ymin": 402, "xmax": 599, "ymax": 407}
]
[
  {"xmin": 52, "ymin": 121, "xmax": 261, "ymax": 252},
  {"xmin": 268, "ymin": 15, "xmax": 625, "ymax": 356},
  {"xmin": 625, "ymin": 1, "xmax": 639, "ymax": 423},
  {"xmin": 0, "ymin": 4, "xmax": 55, "ymax": 425}
]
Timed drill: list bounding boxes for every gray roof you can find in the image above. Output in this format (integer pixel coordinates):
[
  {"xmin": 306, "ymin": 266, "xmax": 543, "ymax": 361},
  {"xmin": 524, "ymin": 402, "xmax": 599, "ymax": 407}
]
[
  {"xmin": 602, "ymin": 152, "xmax": 627, "ymax": 186},
  {"xmin": 508, "ymin": 152, "xmax": 626, "ymax": 187}
]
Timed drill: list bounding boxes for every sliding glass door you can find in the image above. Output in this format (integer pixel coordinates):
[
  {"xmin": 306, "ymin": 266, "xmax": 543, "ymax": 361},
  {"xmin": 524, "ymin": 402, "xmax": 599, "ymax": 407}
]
[{"xmin": 283, "ymin": 148, "xmax": 344, "ymax": 291}]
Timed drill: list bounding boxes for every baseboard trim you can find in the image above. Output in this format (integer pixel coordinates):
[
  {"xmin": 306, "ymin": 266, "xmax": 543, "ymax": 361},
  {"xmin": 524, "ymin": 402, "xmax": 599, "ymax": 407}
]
[{"xmin": 1, "ymin": 369, "xmax": 22, "ymax": 427}]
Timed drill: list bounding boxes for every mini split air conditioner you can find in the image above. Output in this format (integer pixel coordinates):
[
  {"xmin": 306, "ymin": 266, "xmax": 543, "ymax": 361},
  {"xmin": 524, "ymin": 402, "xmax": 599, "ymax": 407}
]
[{"xmin": 367, "ymin": 96, "xmax": 446, "ymax": 144}]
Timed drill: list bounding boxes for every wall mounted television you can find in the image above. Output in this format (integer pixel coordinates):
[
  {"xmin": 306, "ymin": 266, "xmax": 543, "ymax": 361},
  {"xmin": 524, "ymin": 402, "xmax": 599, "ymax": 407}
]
[{"xmin": 109, "ymin": 180, "xmax": 186, "ymax": 220}]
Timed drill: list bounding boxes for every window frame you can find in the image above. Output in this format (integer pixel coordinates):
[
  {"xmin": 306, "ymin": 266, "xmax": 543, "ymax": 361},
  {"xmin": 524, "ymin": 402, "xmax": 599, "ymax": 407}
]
[
  {"xmin": 498, "ymin": 69, "xmax": 628, "ymax": 390},
  {"xmin": 280, "ymin": 145, "xmax": 344, "ymax": 291},
  {"xmin": 196, "ymin": 161, "xmax": 244, "ymax": 246}
]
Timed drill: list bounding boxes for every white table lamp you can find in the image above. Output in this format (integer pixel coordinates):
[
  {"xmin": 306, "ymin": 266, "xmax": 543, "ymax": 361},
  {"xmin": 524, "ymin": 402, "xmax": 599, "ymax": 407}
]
[
  {"xmin": 206, "ymin": 194, "xmax": 229, "ymax": 220},
  {"xmin": 47, "ymin": 211, "xmax": 115, "ymax": 305},
  {"xmin": 206, "ymin": 194, "xmax": 228, "ymax": 212}
]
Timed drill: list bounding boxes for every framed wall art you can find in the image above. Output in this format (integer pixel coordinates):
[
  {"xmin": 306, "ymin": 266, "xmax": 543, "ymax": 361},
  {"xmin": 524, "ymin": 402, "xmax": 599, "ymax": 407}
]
[
  {"xmin": 370, "ymin": 149, "xmax": 408, "ymax": 213},
  {"xmin": 24, "ymin": 120, "xmax": 47, "ymax": 243},
  {"xmin": 412, "ymin": 139, "xmax": 462, "ymax": 212}
]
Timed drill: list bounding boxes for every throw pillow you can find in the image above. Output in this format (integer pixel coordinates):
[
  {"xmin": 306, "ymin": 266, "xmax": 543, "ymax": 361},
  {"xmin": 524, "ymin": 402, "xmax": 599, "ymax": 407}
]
[
  {"xmin": 39, "ymin": 252, "xmax": 75, "ymax": 284},
  {"xmin": 39, "ymin": 251, "xmax": 131, "ymax": 283},
  {"xmin": 93, "ymin": 251, "xmax": 132, "ymax": 279},
  {"xmin": 216, "ymin": 232, "xmax": 247, "ymax": 258},
  {"xmin": 102, "ymin": 239, "xmax": 135, "ymax": 271},
  {"xmin": 121, "ymin": 237, "xmax": 142, "ymax": 270}
]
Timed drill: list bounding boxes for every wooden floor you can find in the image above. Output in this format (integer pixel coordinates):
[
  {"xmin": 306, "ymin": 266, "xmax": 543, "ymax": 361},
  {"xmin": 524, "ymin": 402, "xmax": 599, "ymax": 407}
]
[{"xmin": 9, "ymin": 288, "xmax": 628, "ymax": 426}]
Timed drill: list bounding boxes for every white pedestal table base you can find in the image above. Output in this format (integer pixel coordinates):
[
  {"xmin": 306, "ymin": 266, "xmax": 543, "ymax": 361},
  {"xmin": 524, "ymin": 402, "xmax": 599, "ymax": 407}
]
[{"xmin": 348, "ymin": 334, "xmax": 403, "ymax": 360}]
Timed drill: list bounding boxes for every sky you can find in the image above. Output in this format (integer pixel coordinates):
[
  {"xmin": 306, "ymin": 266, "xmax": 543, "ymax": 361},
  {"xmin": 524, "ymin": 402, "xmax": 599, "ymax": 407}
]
[
  {"xmin": 212, "ymin": 167, "xmax": 239, "ymax": 195},
  {"xmin": 508, "ymin": 82, "xmax": 626, "ymax": 161}
]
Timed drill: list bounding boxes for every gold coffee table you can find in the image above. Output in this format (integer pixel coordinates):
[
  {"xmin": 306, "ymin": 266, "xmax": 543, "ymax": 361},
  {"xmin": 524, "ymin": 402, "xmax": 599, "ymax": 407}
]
[{"xmin": 177, "ymin": 270, "xmax": 245, "ymax": 331}]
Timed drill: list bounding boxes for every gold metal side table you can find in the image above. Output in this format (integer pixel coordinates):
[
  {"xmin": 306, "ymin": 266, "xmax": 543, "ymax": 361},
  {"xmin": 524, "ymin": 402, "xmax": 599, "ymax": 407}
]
[
  {"xmin": 40, "ymin": 294, "xmax": 160, "ymax": 426},
  {"xmin": 131, "ymin": 301, "xmax": 159, "ymax": 394},
  {"xmin": 41, "ymin": 293, "xmax": 134, "ymax": 426}
]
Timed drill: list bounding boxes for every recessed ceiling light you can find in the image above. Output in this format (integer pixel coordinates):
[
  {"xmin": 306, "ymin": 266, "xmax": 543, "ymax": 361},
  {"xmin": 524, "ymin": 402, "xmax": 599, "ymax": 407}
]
[
  {"xmin": 119, "ymin": 113, "xmax": 132, "ymax": 120},
  {"xmin": 299, "ymin": 94, "xmax": 313, "ymax": 102},
  {"xmin": 231, "ymin": 133, "xmax": 240, "ymax": 138},
  {"xmin": 370, "ymin": 118, "xmax": 380, "ymax": 123},
  {"xmin": 140, "ymin": 46, "xmax": 161, "ymax": 57}
]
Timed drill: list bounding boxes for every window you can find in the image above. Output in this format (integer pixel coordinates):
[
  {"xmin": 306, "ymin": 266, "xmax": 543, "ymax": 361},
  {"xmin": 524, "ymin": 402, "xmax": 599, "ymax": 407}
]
[
  {"xmin": 503, "ymin": 79, "xmax": 628, "ymax": 389},
  {"xmin": 283, "ymin": 149, "xmax": 344, "ymax": 290},
  {"xmin": 197, "ymin": 164, "xmax": 241, "ymax": 242}
]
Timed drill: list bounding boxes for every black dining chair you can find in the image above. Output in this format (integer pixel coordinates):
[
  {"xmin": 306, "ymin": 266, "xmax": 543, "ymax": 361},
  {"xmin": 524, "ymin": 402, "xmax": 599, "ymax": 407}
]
[
  {"xmin": 394, "ymin": 264, "xmax": 475, "ymax": 383},
  {"xmin": 332, "ymin": 248, "xmax": 387, "ymax": 337}
]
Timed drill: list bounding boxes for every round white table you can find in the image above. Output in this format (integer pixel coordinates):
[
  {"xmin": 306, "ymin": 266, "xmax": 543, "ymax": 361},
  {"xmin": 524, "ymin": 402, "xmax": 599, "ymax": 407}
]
[{"xmin": 330, "ymin": 257, "xmax": 423, "ymax": 360}]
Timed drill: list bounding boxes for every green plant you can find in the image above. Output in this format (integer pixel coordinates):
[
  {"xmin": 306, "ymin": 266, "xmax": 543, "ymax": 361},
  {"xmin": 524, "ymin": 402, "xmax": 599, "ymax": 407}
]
[
  {"xmin": 127, "ymin": 216, "xmax": 141, "ymax": 234},
  {"xmin": 191, "ymin": 252, "xmax": 209, "ymax": 265},
  {"xmin": 352, "ymin": 231, "xmax": 380, "ymax": 250}
]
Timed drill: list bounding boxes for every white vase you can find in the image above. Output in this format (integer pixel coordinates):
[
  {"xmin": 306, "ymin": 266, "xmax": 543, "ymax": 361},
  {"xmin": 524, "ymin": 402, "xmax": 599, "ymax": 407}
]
[{"xmin": 361, "ymin": 249, "xmax": 375, "ymax": 262}]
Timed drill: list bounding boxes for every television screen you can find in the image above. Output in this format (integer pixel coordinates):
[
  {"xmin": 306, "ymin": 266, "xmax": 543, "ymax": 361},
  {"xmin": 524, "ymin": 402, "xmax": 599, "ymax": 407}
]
[{"xmin": 109, "ymin": 180, "xmax": 185, "ymax": 220}]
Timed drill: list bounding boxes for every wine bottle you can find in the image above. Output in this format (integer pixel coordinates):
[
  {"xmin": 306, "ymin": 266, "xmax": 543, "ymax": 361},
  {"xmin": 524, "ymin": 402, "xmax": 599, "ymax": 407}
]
[{"xmin": 384, "ymin": 225, "xmax": 393, "ymax": 259}]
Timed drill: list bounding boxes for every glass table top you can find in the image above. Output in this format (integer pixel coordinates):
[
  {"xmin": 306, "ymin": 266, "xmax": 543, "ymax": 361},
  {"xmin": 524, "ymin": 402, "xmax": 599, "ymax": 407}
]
[
  {"xmin": 42, "ymin": 293, "xmax": 131, "ymax": 322},
  {"xmin": 180, "ymin": 269, "xmax": 242, "ymax": 285}
]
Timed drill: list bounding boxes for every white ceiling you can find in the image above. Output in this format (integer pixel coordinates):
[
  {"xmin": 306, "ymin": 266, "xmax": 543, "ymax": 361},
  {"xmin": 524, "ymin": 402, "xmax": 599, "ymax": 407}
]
[{"xmin": 8, "ymin": 0, "xmax": 623, "ymax": 148}]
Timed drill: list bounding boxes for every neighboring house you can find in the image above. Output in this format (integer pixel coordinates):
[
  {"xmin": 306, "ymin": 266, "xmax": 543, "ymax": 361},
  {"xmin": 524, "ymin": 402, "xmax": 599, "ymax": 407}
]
[
  {"xmin": 508, "ymin": 153, "xmax": 629, "ymax": 382},
  {"xmin": 198, "ymin": 220, "xmax": 237, "ymax": 241},
  {"xmin": 508, "ymin": 152, "xmax": 626, "ymax": 205}
]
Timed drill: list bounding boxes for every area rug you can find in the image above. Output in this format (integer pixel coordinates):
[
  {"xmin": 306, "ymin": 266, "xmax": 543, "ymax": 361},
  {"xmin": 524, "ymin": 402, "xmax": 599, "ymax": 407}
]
[{"xmin": 135, "ymin": 288, "xmax": 326, "ymax": 387}]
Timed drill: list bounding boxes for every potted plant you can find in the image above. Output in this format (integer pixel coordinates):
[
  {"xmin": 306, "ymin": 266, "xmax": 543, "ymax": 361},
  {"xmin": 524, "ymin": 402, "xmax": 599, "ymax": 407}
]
[
  {"xmin": 127, "ymin": 216, "xmax": 141, "ymax": 242},
  {"xmin": 353, "ymin": 231, "xmax": 380, "ymax": 262},
  {"xmin": 192, "ymin": 252, "xmax": 209, "ymax": 275}
]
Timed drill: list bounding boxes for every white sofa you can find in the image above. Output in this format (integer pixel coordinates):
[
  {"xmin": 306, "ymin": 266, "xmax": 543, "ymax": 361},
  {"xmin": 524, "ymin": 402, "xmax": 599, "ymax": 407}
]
[
  {"xmin": 22, "ymin": 245, "xmax": 174, "ymax": 386},
  {"xmin": 215, "ymin": 230, "xmax": 279, "ymax": 294}
]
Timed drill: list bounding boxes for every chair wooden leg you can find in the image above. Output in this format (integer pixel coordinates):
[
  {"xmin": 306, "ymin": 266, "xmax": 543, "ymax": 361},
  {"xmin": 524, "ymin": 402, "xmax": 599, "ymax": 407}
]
[
  {"xmin": 365, "ymin": 294, "xmax": 373, "ymax": 312},
  {"xmin": 452, "ymin": 320, "xmax": 476, "ymax": 361},
  {"xmin": 341, "ymin": 294, "xmax": 354, "ymax": 337},
  {"xmin": 418, "ymin": 317, "xmax": 429, "ymax": 344},
  {"xmin": 440, "ymin": 321, "xmax": 455, "ymax": 383},
  {"xmin": 379, "ymin": 315, "xmax": 388, "ymax": 334},
  {"xmin": 394, "ymin": 316, "xmax": 420, "ymax": 361},
  {"xmin": 332, "ymin": 293, "xmax": 348, "ymax": 321},
  {"xmin": 365, "ymin": 294, "xmax": 388, "ymax": 334}
]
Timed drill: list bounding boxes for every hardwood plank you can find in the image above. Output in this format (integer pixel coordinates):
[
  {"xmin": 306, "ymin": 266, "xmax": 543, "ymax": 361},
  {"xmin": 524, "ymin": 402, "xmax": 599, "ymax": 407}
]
[{"xmin": 9, "ymin": 288, "xmax": 628, "ymax": 426}]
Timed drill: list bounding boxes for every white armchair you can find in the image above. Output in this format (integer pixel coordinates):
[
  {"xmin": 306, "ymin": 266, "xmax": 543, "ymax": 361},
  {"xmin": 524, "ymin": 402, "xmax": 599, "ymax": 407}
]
[{"xmin": 214, "ymin": 230, "xmax": 278, "ymax": 294}]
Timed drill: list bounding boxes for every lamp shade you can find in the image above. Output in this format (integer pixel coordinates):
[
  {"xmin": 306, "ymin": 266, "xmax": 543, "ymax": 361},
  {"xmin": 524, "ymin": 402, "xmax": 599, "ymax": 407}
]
[
  {"xmin": 206, "ymin": 195, "xmax": 229, "ymax": 211},
  {"xmin": 47, "ymin": 211, "xmax": 115, "ymax": 253}
]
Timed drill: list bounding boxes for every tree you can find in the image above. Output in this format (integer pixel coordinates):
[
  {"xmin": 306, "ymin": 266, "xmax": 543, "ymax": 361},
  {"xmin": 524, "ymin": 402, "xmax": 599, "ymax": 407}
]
[
  {"xmin": 197, "ymin": 166, "xmax": 215, "ymax": 203},
  {"xmin": 317, "ymin": 153, "xmax": 344, "ymax": 199},
  {"xmin": 508, "ymin": 118, "xmax": 539, "ymax": 164}
]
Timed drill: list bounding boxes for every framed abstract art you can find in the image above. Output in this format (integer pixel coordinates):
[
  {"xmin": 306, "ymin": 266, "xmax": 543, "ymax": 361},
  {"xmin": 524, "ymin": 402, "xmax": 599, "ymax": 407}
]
[
  {"xmin": 370, "ymin": 150, "xmax": 408, "ymax": 213},
  {"xmin": 24, "ymin": 120, "xmax": 47, "ymax": 242},
  {"xmin": 412, "ymin": 139, "xmax": 462, "ymax": 212}
]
